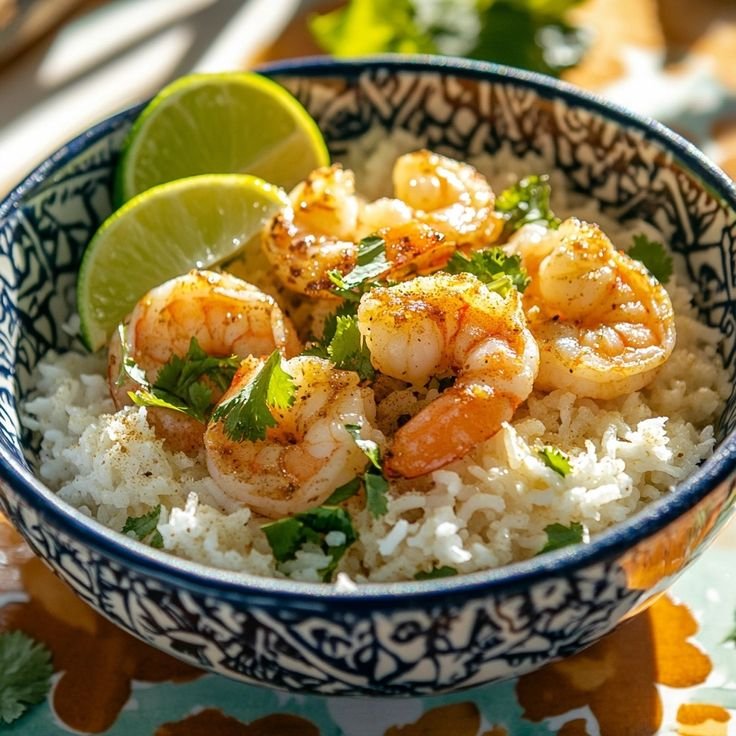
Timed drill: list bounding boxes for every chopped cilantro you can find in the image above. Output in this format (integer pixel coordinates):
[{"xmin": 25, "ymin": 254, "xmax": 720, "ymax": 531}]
[
  {"xmin": 628, "ymin": 234, "xmax": 673, "ymax": 284},
  {"xmin": 324, "ymin": 477, "xmax": 362, "ymax": 505},
  {"xmin": 211, "ymin": 350, "xmax": 295, "ymax": 442},
  {"xmin": 0, "ymin": 631, "xmax": 53, "ymax": 724},
  {"xmin": 365, "ymin": 472, "xmax": 389, "ymax": 518},
  {"xmin": 445, "ymin": 248, "xmax": 530, "ymax": 295},
  {"xmin": 539, "ymin": 445, "xmax": 572, "ymax": 477},
  {"xmin": 328, "ymin": 235, "xmax": 388, "ymax": 299},
  {"xmin": 122, "ymin": 505, "xmax": 164, "ymax": 548},
  {"xmin": 344, "ymin": 424, "xmax": 382, "ymax": 470},
  {"xmin": 496, "ymin": 174, "xmax": 561, "ymax": 235},
  {"xmin": 128, "ymin": 336, "xmax": 239, "ymax": 422},
  {"xmin": 414, "ymin": 566, "xmax": 458, "ymax": 580},
  {"xmin": 328, "ymin": 315, "xmax": 375, "ymax": 380},
  {"xmin": 309, "ymin": 0, "xmax": 588, "ymax": 78},
  {"xmin": 537, "ymin": 522, "xmax": 584, "ymax": 555},
  {"xmin": 344, "ymin": 424, "xmax": 390, "ymax": 518},
  {"xmin": 304, "ymin": 308, "xmax": 374, "ymax": 381},
  {"xmin": 262, "ymin": 507, "xmax": 357, "ymax": 582}
]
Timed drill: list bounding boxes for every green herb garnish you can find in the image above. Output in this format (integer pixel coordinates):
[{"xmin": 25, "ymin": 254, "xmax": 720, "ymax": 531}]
[
  {"xmin": 122, "ymin": 505, "xmax": 164, "ymax": 548},
  {"xmin": 128, "ymin": 336, "xmax": 239, "ymax": 422},
  {"xmin": 0, "ymin": 631, "xmax": 53, "ymax": 724},
  {"xmin": 445, "ymin": 248, "xmax": 530, "ymax": 296},
  {"xmin": 324, "ymin": 477, "xmax": 363, "ymax": 505},
  {"xmin": 414, "ymin": 565, "xmax": 458, "ymax": 580},
  {"xmin": 328, "ymin": 234, "xmax": 388, "ymax": 299},
  {"xmin": 310, "ymin": 0, "xmax": 588, "ymax": 78},
  {"xmin": 344, "ymin": 423, "xmax": 389, "ymax": 518},
  {"xmin": 538, "ymin": 445, "xmax": 572, "ymax": 477},
  {"xmin": 262, "ymin": 507, "xmax": 358, "ymax": 582},
  {"xmin": 537, "ymin": 522, "xmax": 584, "ymax": 555},
  {"xmin": 211, "ymin": 350, "xmax": 295, "ymax": 442},
  {"xmin": 496, "ymin": 174, "xmax": 561, "ymax": 235},
  {"xmin": 365, "ymin": 472, "xmax": 389, "ymax": 518},
  {"xmin": 628, "ymin": 234, "xmax": 673, "ymax": 284}
]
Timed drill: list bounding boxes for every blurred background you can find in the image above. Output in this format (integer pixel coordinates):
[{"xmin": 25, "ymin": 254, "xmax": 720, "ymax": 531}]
[{"xmin": 0, "ymin": 0, "xmax": 735, "ymax": 197}]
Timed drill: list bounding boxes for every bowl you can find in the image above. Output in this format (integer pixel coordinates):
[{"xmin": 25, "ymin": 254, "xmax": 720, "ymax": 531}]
[{"xmin": 1, "ymin": 55, "xmax": 736, "ymax": 696}]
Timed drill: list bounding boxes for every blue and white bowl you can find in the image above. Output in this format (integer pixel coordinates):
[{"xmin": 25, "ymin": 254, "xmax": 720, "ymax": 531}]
[{"xmin": 1, "ymin": 56, "xmax": 735, "ymax": 696}]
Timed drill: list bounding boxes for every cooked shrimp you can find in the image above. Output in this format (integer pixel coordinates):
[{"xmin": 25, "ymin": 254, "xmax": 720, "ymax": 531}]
[
  {"xmin": 511, "ymin": 217, "xmax": 676, "ymax": 399},
  {"xmin": 357, "ymin": 272, "xmax": 539, "ymax": 478},
  {"xmin": 263, "ymin": 152, "xmax": 501, "ymax": 297},
  {"xmin": 108, "ymin": 270, "xmax": 301, "ymax": 455},
  {"xmin": 204, "ymin": 355, "xmax": 377, "ymax": 518},
  {"xmin": 263, "ymin": 164, "xmax": 361, "ymax": 297},
  {"xmin": 392, "ymin": 150, "xmax": 503, "ymax": 249}
]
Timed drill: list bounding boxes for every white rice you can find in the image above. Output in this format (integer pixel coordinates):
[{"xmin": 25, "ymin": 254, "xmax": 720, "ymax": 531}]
[{"xmin": 19, "ymin": 147, "xmax": 732, "ymax": 584}]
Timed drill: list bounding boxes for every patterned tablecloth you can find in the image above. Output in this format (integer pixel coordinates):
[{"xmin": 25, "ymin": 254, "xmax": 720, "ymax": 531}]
[{"xmin": 2, "ymin": 0, "xmax": 736, "ymax": 733}]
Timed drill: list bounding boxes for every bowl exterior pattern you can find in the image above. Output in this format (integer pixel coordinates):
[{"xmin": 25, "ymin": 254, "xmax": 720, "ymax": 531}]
[{"xmin": 1, "ymin": 62, "xmax": 735, "ymax": 695}]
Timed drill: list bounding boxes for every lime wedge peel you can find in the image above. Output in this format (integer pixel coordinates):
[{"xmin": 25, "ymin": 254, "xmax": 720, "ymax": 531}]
[
  {"xmin": 78, "ymin": 174, "xmax": 289, "ymax": 352},
  {"xmin": 115, "ymin": 72, "xmax": 330, "ymax": 204}
]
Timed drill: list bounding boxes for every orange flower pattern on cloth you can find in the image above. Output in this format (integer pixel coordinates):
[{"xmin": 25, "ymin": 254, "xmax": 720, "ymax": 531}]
[
  {"xmin": 155, "ymin": 708, "xmax": 320, "ymax": 735},
  {"xmin": 384, "ymin": 702, "xmax": 507, "ymax": 736},
  {"xmin": 516, "ymin": 596, "xmax": 712, "ymax": 735},
  {"xmin": 0, "ymin": 519, "xmax": 203, "ymax": 734}
]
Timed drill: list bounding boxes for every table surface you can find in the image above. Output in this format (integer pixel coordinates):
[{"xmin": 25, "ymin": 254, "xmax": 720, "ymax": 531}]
[{"xmin": 1, "ymin": 1, "xmax": 736, "ymax": 734}]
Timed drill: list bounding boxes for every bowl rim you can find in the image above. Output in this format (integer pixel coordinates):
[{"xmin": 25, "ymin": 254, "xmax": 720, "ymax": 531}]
[{"xmin": 2, "ymin": 53, "xmax": 736, "ymax": 605}]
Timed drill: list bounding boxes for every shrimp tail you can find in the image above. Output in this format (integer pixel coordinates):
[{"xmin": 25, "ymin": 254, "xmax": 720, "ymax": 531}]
[{"xmin": 385, "ymin": 387, "xmax": 516, "ymax": 478}]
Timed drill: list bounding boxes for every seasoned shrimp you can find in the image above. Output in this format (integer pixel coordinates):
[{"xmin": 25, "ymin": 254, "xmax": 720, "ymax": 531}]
[
  {"xmin": 392, "ymin": 150, "xmax": 503, "ymax": 249},
  {"xmin": 263, "ymin": 164, "xmax": 361, "ymax": 297},
  {"xmin": 357, "ymin": 272, "xmax": 539, "ymax": 478},
  {"xmin": 108, "ymin": 270, "xmax": 301, "ymax": 455},
  {"xmin": 204, "ymin": 355, "xmax": 377, "ymax": 518},
  {"xmin": 263, "ymin": 165, "xmax": 452, "ymax": 297},
  {"xmin": 511, "ymin": 218, "xmax": 676, "ymax": 399},
  {"xmin": 263, "ymin": 152, "xmax": 501, "ymax": 297}
]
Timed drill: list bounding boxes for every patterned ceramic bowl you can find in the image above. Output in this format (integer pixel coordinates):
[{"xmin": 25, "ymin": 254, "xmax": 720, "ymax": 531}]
[{"xmin": 1, "ymin": 56, "xmax": 735, "ymax": 696}]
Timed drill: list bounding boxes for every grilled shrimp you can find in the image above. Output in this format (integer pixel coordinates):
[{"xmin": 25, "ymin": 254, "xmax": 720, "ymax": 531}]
[
  {"xmin": 357, "ymin": 272, "xmax": 539, "ymax": 478},
  {"xmin": 511, "ymin": 218, "xmax": 676, "ymax": 399},
  {"xmin": 263, "ymin": 165, "xmax": 361, "ymax": 297},
  {"xmin": 392, "ymin": 150, "xmax": 503, "ymax": 249},
  {"xmin": 204, "ymin": 355, "xmax": 377, "ymax": 518},
  {"xmin": 262, "ymin": 152, "xmax": 501, "ymax": 297},
  {"xmin": 108, "ymin": 270, "xmax": 301, "ymax": 455}
]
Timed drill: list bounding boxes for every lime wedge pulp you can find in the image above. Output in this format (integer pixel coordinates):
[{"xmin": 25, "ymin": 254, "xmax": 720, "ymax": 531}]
[
  {"xmin": 116, "ymin": 72, "xmax": 329, "ymax": 203},
  {"xmin": 78, "ymin": 174, "xmax": 288, "ymax": 351}
]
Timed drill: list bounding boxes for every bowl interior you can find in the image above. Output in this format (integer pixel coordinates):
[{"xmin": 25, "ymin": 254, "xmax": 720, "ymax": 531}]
[{"xmin": 2, "ymin": 57, "xmax": 736, "ymax": 585}]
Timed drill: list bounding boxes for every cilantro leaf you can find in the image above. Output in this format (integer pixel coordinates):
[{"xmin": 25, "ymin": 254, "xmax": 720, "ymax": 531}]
[
  {"xmin": 496, "ymin": 174, "xmax": 561, "ymax": 236},
  {"xmin": 445, "ymin": 248, "xmax": 530, "ymax": 295},
  {"xmin": 414, "ymin": 566, "xmax": 458, "ymax": 580},
  {"xmin": 628, "ymin": 234, "xmax": 673, "ymax": 284},
  {"xmin": 365, "ymin": 472, "xmax": 389, "ymax": 518},
  {"xmin": 328, "ymin": 316, "xmax": 375, "ymax": 380},
  {"xmin": 345, "ymin": 424, "xmax": 382, "ymax": 470},
  {"xmin": 0, "ymin": 631, "xmax": 53, "ymax": 724},
  {"xmin": 539, "ymin": 445, "xmax": 572, "ymax": 477},
  {"xmin": 127, "ymin": 337, "xmax": 239, "ymax": 422},
  {"xmin": 212, "ymin": 351, "xmax": 295, "ymax": 442},
  {"xmin": 325, "ymin": 477, "xmax": 362, "ymax": 505},
  {"xmin": 262, "ymin": 507, "xmax": 358, "ymax": 582},
  {"xmin": 537, "ymin": 522, "xmax": 584, "ymax": 555},
  {"xmin": 122, "ymin": 505, "xmax": 164, "ymax": 548},
  {"xmin": 328, "ymin": 235, "xmax": 388, "ymax": 300}
]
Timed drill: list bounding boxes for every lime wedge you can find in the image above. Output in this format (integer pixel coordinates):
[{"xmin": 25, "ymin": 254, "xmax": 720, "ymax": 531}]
[
  {"xmin": 78, "ymin": 174, "xmax": 288, "ymax": 351},
  {"xmin": 116, "ymin": 72, "xmax": 329, "ymax": 203}
]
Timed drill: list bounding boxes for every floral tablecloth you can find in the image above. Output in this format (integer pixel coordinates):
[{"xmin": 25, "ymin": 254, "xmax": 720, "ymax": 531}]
[{"xmin": 2, "ymin": 0, "xmax": 736, "ymax": 733}]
